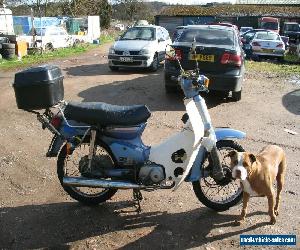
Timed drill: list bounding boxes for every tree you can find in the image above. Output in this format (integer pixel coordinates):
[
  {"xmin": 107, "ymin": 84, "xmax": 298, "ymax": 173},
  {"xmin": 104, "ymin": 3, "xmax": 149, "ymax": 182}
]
[
  {"xmin": 116, "ymin": 0, "xmax": 143, "ymax": 21},
  {"xmin": 99, "ymin": 0, "xmax": 112, "ymax": 29}
]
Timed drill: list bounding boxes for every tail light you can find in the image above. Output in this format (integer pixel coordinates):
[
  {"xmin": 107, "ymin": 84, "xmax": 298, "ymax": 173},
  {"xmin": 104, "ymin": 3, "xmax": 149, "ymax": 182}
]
[
  {"xmin": 166, "ymin": 49, "xmax": 183, "ymax": 61},
  {"xmin": 276, "ymin": 43, "xmax": 284, "ymax": 48},
  {"xmin": 251, "ymin": 42, "xmax": 261, "ymax": 46},
  {"xmin": 50, "ymin": 116, "xmax": 62, "ymax": 129},
  {"xmin": 221, "ymin": 53, "xmax": 242, "ymax": 66}
]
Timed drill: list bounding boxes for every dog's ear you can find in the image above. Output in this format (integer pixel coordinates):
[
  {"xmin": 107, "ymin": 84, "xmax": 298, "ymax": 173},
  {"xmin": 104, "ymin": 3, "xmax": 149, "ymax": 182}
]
[
  {"xmin": 227, "ymin": 150, "xmax": 237, "ymax": 159},
  {"xmin": 249, "ymin": 153, "xmax": 256, "ymax": 164}
]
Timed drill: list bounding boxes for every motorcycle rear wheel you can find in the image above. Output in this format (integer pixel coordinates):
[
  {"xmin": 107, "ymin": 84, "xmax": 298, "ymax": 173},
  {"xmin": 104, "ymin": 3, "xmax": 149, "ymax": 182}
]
[
  {"xmin": 57, "ymin": 139, "xmax": 118, "ymax": 205},
  {"xmin": 192, "ymin": 140, "xmax": 244, "ymax": 211}
]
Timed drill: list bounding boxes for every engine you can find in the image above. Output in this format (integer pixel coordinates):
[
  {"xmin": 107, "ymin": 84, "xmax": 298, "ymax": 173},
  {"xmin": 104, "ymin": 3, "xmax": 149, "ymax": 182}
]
[{"xmin": 138, "ymin": 163, "xmax": 165, "ymax": 186}]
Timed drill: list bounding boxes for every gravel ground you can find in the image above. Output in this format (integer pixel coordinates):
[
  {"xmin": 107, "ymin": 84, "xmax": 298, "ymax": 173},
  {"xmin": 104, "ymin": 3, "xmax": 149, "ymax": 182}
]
[{"xmin": 0, "ymin": 44, "xmax": 299, "ymax": 249}]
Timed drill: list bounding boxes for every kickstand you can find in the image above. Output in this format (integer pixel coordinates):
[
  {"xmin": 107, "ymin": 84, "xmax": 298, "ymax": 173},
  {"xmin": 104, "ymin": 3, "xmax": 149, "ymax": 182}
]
[{"xmin": 133, "ymin": 189, "xmax": 143, "ymax": 213}]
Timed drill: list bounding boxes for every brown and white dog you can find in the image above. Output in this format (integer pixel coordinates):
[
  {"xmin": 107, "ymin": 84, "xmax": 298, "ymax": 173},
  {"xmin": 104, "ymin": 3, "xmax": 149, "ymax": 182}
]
[{"xmin": 228, "ymin": 145, "xmax": 286, "ymax": 225}]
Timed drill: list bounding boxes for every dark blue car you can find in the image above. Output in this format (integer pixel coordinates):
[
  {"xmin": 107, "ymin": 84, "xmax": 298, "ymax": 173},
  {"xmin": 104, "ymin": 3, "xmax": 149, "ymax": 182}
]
[{"xmin": 164, "ymin": 25, "xmax": 245, "ymax": 101}]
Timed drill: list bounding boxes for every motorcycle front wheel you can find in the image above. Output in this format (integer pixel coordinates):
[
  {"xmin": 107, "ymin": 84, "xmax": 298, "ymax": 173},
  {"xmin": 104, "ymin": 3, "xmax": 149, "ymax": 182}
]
[
  {"xmin": 57, "ymin": 139, "xmax": 118, "ymax": 205},
  {"xmin": 192, "ymin": 140, "xmax": 245, "ymax": 211}
]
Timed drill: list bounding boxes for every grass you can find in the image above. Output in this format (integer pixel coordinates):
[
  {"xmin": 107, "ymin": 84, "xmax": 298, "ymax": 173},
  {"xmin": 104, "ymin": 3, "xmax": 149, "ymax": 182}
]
[
  {"xmin": 0, "ymin": 31, "xmax": 119, "ymax": 70},
  {"xmin": 0, "ymin": 44, "xmax": 99, "ymax": 70},
  {"xmin": 246, "ymin": 55, "xmax": 300, "ymax": 76}
]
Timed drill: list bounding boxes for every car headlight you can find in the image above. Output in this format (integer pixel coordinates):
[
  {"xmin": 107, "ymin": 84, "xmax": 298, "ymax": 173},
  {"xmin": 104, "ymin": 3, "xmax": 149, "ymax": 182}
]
[
  {"xmin": 109, "ymin": 47, "xmax": 115, "ymax": 54},
  {"xmin": 140, "ymin": 48, "xmax": 151, "ymax": 55}
]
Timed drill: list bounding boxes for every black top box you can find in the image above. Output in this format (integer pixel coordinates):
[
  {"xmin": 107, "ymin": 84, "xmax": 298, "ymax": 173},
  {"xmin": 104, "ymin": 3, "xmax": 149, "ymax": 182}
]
[{"xmin": 13, "ymin": 65, "xmax": 64, "ymax": 110}]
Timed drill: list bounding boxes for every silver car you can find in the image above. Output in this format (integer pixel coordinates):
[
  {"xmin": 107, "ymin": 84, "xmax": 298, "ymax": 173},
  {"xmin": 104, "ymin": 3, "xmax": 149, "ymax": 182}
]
[
  {"xmin": 250, "ymin": 31, "xmax": 285, "ymax": 61},
  {"xmin": 108, "ymin": 25, "xmax": 171, "ymax": 71}
]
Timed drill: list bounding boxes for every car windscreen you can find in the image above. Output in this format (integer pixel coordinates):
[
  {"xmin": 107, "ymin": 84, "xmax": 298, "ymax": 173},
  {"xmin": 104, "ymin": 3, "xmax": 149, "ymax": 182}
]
[
  {"xmin": 176, "ymin": 28, "xmax": 234, "ymax": 46},
  {"xmin": 255, "ymin": 32, "xmax": 280, "ymax": 41},
  {"xmin": 285, "ymin": 24, "xmax": 300, "ymax": 32},
  {"xmin": 261, "ymin": 22, "xmax": 278, "ymax": 30},
  {"xmin": 120, "ymin": 27, "xmax": 155, "ymax": 41}
]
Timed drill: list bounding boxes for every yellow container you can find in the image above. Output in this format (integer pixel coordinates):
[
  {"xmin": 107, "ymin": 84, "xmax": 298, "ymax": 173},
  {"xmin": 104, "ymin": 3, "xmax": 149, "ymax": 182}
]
[{"xmin": 16, "ymin": 41, "xmax": 28, "ymax": 58}]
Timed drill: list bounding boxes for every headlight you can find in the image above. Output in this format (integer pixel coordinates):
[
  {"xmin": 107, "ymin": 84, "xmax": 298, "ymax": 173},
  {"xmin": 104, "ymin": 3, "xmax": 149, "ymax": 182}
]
[
  {"xmin": 109, "ymin": 47, "xmax": 115, "ymax": 54},
  {"xmin": 140, "ymin": 48, "xmax": 151, "ymax": 55}
]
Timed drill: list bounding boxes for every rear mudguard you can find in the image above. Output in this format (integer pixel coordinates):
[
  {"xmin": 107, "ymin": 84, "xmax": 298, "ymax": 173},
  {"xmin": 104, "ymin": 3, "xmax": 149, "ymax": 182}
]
[
  {"xmin": 186, "ymin": 128, "xmax": 246, "ymax": 182},
  {"xmin": 46, "ymin": 121, "xmax": 88, "ymax": 157}
]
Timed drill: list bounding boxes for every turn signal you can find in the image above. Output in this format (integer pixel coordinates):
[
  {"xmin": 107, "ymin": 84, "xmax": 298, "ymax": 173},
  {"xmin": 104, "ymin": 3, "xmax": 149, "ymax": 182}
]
[
  {"xmin": 276, "ymin": 43, "xmax": 284, "ymax": 48},
  {"xmin": 251, "ymin": 42, "xmax": 261, "ymax": 47},
  {"xmin": 50, "ymin": 116, "xmax": 62, "ymax": 129},
  {"xmin": 204, "ymin": 78, "xmax": 210, "ymax": 88}
]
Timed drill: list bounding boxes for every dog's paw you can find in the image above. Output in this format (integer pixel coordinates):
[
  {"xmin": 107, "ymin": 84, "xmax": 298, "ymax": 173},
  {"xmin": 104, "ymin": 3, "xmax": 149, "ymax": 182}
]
[
  {"xmin": 270, "ymin": 217, "xmax": 276, "ymax": 225},
  {"xmin": 274, "ymin": 210, "xmax": 279, "ymax": 216}
]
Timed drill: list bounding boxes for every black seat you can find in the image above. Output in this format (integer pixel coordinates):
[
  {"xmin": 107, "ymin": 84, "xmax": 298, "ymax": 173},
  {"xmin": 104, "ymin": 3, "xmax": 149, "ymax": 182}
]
[{"xmin": 64, "ymin": 102, "xmax": 151, "ymax": 126}]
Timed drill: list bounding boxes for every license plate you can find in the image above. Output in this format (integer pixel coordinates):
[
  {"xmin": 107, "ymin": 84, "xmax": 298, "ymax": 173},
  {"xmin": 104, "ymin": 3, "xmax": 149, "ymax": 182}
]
[
  {"xmin": 190, "ymin": 54, "xmax": 214, "ymax": 62},
  {"xmin": 120, "ymin": 57, "xmax": 133, "ymax": 62},
  {"xmin": 262, "ymin": 49, "xmax": 274, "ymax": 53}
]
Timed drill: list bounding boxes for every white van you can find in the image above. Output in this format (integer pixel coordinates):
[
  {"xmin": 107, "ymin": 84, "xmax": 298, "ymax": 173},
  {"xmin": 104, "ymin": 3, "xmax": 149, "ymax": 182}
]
[{"xmin": 0, "ymin": 8, "xmax": 14, "ymax": 35}]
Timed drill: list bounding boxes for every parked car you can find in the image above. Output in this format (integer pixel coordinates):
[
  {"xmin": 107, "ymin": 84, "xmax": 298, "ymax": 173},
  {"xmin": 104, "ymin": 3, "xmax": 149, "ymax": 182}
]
[
  {"xmin": 108, "ymin": 25, "xmax": 171, "ymax": 71},
  {"xmin": 240, "ymin": 29, "xmax": 268, "ymax": 58},
  {"xmin": 164, "ymin": 25, "xmax": 245, "ymax": 101},
  {"xmin": 26, "ymin": 26, "xmax": 73, "ymax": 50},
  {"xmin": 240, "ymin": 26, "xmax": 253, "ymax": 36},
  {"xmin": 250, "ymin": 31, "xmax": 285, "ymax": 61},
  {"xmin": 210, "ymin": 22, "xmax": 239, "ymax": 34},
  {"xmin": 282, "ymin": 22, "xmax": 300, "ymax": 44}
]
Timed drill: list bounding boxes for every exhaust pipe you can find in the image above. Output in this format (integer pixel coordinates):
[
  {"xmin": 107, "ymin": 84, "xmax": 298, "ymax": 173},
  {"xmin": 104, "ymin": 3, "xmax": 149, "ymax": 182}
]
[{"xmin": 63, "ymin": 177, "xmax": 145, "ymax": 189}]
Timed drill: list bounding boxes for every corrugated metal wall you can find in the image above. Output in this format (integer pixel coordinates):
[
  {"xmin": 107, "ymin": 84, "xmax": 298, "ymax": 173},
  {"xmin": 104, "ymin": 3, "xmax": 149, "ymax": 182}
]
[{"xmin": 156, "ymin": 16, "xmax": 183, "ymax": 34}]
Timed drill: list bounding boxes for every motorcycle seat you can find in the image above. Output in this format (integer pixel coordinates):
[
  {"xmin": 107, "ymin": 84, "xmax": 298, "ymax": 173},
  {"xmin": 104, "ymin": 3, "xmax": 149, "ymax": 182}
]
[{"xmin": 64, "ymin": 102, "xmax": 151, "ymax": 126}]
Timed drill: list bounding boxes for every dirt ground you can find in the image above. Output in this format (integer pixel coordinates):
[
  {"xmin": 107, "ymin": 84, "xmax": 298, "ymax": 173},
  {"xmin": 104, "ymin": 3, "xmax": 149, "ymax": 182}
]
[{"xmin": 0, "ymin": 43, "xmax": 299, "ymax": 249}]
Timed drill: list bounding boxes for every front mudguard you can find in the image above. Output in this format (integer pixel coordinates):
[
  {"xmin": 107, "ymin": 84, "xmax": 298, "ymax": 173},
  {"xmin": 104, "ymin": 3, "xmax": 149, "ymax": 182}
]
[{"xmin": 186, "ymin": 128, "xmax": 246, "ymax": 182}]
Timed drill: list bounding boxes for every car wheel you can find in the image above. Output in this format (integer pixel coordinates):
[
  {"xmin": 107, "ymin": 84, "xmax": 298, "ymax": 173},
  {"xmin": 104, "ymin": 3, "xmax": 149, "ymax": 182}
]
[
  {"xmin": 1, "ymin": 43, "xmax": 15, "ymax": 49},
  {"xmin": 149, "ymin": 53, "xmax": 159, "ymax": 72},
  {"xmin": 232, "ymin": 90, "xmax": 242, "ymax": 101},
  {"xmin": 109, "ymin": 66, "xmax": 119, "ymax": 71}
]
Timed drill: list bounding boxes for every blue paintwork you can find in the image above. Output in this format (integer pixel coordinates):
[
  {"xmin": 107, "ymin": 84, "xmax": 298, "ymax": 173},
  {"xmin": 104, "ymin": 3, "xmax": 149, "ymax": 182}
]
[
  {"xmin": 186, "ymin": 128, "xmax": 246, "ymax": 182},
  {"xmin": 101, "ymin": 135, "xmax": 150, "ymax": 167},
  {"xmin": 215, "ymin": 128, "xmax": 246, "ymax": 141},
  {"xmin": 50, "ymin": 118, "xmax": 150, "ymax": 165}
]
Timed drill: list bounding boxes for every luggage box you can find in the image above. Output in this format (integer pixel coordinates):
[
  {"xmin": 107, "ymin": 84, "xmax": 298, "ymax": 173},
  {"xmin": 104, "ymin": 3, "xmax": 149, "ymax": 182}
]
[{"xmin": 13, "ymin": 65, "xmax": 64, "ymax": 110}]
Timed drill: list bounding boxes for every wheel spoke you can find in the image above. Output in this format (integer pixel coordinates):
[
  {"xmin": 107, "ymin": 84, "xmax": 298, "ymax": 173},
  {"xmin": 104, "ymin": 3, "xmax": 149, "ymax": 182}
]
[{"xmin": 197, "ymin": 143, "xmax": 244, "ymax": 206}]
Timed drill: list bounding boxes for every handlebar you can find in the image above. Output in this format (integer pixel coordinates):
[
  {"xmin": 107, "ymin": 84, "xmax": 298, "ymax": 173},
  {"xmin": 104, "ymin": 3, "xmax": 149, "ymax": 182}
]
[{"xmin": 179, "ymin": 70, "xmax": 210, "ymax": 93}]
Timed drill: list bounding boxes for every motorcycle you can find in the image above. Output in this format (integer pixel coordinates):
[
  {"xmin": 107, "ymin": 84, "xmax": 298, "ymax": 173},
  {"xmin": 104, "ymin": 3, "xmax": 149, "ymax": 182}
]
[{"xmin": 13, "ymin": 45, "xmax": 246, "ymax": 212}]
